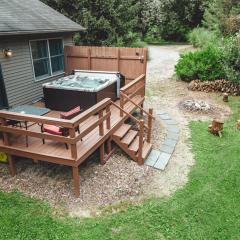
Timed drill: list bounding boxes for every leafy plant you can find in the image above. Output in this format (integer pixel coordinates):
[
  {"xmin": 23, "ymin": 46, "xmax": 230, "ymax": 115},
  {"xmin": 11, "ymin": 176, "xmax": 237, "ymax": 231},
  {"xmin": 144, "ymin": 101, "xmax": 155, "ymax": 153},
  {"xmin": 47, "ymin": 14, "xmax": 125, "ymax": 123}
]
[
  {"xmin": 42, "ymin": 0, "xmax": 210, "ymax": 45},
  {"xmin": 222, "ymin": 37, "xmax": 240, "ymax": 83},
  {"xmin": 158, "ymin": 0, "xmax": 209, "ymax": 41},
  {"xmin": 188, "ymin": 27, "xmax": 220, "ymax": 48},
  {"xmin": 203, "ymin": 0, "xmax": 240, "ymax": 36},
  {"xmin": 143, "ymin": 27, "xmax": 169, "ymax": 45},
  {"xmin": 175, "ymin": 45, "xmax": 226, "ymax": 81}
]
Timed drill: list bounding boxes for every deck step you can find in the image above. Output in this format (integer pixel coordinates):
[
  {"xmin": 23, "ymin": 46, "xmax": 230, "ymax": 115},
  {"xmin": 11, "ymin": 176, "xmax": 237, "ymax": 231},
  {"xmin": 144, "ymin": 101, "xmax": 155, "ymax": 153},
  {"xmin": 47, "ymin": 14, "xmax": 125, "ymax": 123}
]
[
  {"xmin": 142, "ymin": 142, "xmax": 152, "ymax": 160},
  {"xmin": 113, "ymin": 124, "xmax": 132, "ymax": 139},
  {"xmin": 121, "ymin": 130, "xmax": 138, "ymax": 147},
  {"xmin": 129, "ymin": 136, "xmax": 140, "ymax": 154}
]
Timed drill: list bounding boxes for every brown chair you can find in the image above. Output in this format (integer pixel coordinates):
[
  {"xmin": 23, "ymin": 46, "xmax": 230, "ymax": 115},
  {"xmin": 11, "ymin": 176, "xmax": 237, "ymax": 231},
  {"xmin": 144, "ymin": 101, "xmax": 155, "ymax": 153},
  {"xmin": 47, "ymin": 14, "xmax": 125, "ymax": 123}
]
[{"xmin": 41, "ymin": 106, "xmax": 81, "ymax": 149}]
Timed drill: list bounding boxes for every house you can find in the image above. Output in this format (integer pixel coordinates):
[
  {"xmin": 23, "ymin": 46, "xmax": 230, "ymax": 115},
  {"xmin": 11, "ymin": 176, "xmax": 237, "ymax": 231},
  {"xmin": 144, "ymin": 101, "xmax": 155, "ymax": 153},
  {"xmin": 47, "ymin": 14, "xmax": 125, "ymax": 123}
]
[{"xmin": 0, "ymin": 0, "xmax": 84, "ymax": 109}]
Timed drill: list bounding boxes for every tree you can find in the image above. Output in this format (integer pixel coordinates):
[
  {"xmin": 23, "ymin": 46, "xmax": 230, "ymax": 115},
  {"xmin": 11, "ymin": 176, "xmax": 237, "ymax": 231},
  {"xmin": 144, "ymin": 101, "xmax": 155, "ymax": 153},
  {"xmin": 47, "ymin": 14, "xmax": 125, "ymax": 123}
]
[
  {"xmin": 158, "ymin": 0, "xmax": 209, "ymax": 41},
  {"xmin": 203, "ymin": 0, "xmax": 240, "ymax": 35},
  {"xmin": 41, "ymin": 0, "xmax": 141, "ymax": 46}
]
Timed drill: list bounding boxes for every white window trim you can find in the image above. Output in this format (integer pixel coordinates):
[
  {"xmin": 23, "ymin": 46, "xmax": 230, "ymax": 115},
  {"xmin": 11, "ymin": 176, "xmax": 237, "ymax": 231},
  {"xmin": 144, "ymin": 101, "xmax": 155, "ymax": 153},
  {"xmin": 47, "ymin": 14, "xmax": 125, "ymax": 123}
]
[{"xmin": 29, "ymin": 38, "xmax": 65, "ymax": 82}]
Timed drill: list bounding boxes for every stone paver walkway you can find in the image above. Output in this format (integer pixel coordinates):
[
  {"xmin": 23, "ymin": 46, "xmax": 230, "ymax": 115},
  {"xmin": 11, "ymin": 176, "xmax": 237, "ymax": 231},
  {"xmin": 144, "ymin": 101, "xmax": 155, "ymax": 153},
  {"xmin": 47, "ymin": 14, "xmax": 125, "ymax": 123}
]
[{"xmin": 145, "ymin": 110, "xmax": 180, "ymax": 170}]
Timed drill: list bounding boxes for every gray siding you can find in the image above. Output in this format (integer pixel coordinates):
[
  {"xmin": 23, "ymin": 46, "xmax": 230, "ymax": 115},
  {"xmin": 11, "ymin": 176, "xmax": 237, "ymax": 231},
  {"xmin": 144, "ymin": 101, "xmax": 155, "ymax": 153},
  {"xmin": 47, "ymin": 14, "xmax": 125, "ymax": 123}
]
[{"xmin": 0, "ymin": 33, "xmax": 74, "ymax": 107}]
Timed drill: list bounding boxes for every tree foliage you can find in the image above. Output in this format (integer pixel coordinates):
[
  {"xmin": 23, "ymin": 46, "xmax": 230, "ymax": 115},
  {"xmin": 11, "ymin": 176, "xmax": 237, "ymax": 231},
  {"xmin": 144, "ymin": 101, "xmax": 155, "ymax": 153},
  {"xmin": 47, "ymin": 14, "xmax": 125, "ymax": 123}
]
[
  {"xmin": 42, "ymin": 0, "xmax": 141, "ymax": 46},
  {"xmin": 204, "ymin": 0, "xmax": 240, "ymax": 35},
  {"xmin": 157, "ymin": 0, "xmax": 209, "ymax": 41},
  {"xmin": 41, "ymin": 0, "xmax": 209, "ymax": 45}
]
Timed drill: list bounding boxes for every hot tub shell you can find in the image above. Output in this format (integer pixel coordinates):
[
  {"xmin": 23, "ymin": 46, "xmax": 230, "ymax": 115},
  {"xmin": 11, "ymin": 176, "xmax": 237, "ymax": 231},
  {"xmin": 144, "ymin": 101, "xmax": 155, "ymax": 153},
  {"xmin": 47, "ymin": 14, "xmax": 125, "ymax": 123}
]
[{"xmin": 43, "ymin": 70, "xmax": 125, "ymax": 112}]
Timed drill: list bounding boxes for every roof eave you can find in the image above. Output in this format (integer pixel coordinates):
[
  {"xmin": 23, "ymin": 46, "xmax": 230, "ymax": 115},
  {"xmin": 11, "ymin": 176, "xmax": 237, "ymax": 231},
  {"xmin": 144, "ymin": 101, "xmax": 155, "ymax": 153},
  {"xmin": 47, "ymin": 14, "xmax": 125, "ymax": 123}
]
[{"xmin": 0, "ymin": 28, "xmax": 86, "ymax": 36}]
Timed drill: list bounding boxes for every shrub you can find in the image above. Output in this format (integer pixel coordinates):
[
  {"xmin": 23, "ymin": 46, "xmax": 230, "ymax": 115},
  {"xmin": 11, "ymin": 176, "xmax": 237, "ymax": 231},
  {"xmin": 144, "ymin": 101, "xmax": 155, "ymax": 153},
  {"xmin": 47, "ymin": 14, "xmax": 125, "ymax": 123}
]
[
  {"xmin": 203, "ymin": 0, "xmax": 240, "ymax": 36},
  {"xmin": 144, "ymin": 27, "xmax": 167, "ymax": 45},
  {"xmin": 188, "ymin": 27, "xmax": 220, "ymax": 48},
  {"xmin": 130, "ymin": 39, "xmax": 147, "ymax": 48},
  {"xmin": 222, "ymin": 37, "xmax": 240, "ymax": 83},
  {"xmin": 175, "ymin": 45, "xmax": 226, "ymax": 81},
  {"xmin": 159, "ymin": 0, "xmax": 209, "ymax": 41}
]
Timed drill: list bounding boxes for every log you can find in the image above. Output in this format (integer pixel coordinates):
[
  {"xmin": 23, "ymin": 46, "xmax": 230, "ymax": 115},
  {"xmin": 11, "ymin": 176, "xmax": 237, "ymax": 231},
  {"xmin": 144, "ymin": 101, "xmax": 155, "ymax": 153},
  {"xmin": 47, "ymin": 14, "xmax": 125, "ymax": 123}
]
[
  {"xmin": 208, "ymin": 119, "xmax": 224, "ymax": 137},
  {"xmin": 237, "ymin": 120, "xmax": 240, "ymax": 130},
  {"xmin": 223, "ymin": 93, "xmax": 229, "ymax": 102}
]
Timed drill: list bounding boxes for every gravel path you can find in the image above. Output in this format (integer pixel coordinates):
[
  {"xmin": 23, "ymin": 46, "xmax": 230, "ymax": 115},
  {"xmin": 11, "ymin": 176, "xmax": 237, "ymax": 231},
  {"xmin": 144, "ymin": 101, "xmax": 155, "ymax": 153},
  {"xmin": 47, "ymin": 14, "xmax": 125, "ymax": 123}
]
[
  {"xmin": 143, "ymin": 45, "xmax": 230, "ymax": 197},
  {"xmin": 1, "ymin": 45, "xmax": 227, "ymax": 217}
]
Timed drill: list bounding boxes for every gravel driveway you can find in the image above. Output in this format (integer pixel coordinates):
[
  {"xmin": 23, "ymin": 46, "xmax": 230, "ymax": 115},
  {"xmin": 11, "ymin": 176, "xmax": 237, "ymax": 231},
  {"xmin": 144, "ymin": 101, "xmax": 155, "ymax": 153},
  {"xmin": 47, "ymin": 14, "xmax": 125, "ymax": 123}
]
[{"xmin": 147, "ymin": 45, "xmax": 193, "ymax": 81}]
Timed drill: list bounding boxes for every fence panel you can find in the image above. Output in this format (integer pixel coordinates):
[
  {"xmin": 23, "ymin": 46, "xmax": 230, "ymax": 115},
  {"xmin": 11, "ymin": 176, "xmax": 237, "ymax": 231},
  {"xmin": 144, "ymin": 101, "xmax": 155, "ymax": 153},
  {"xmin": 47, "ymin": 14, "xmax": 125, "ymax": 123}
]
[{"xmin": 64, "ymin": 46, "xmax": 148, "ymax": 85}]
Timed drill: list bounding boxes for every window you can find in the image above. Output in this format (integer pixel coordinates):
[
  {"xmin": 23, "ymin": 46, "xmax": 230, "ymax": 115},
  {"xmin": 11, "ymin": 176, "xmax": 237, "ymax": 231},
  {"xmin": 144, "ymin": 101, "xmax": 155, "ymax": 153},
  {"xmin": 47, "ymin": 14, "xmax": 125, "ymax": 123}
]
[{"xmin": 30, "ymin": 39, "xmax": 64, "ymax": 80}]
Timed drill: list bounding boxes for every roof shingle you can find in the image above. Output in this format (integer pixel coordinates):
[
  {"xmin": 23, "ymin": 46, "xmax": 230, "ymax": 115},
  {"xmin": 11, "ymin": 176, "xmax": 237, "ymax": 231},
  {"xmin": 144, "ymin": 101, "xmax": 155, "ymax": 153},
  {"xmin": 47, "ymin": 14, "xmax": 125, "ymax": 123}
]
[{"xmin": 0, "ymin": 0, "xmax": 84, "ymax": 36}]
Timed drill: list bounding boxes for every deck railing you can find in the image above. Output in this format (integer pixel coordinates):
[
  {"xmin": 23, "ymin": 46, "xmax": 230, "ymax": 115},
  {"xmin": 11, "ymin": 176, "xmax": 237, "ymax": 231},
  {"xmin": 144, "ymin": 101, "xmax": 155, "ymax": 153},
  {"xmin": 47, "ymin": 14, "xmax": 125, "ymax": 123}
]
[
  {"xmin": 0, "ymin": 98, "xmax": 112, "ymax": 162},
  {"xmin": 119, "ymin": 74, "xmax": 154, "ymax": 144}
]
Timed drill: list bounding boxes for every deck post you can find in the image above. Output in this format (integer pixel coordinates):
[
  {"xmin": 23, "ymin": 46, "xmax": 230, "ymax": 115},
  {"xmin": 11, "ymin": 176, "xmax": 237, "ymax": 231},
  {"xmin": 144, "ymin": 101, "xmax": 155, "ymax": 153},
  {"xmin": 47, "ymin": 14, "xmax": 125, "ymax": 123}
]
[
  {"xmin": 138, "ymin": 120, "xmax": 144, "ymax": 165},
  {"xmin": 99, "ymin": 110, "xmax": 104, "ymax": 136},
  {"xmin": 7, "ymin": 155, "xmax": 16, "ymax": 177},
  {"xmin": 100, "ymin": 143, "xmax": 105, "ymax": 165},
  {"xmin": 106, "ymin": 105, "xmax": 111, "ymax": 129},
  {"xmin": 0, "ymin": 118, "xmax": 10, "ymax": 146},
  {"xmin": 72, "ymin": 166, "xmax": 80, "ymax": 197},
  {"xmin": 120, "ymin": 92, "xmax": 124, "ymax": 117},
  {"xmin": 140, "ymin": 103, "xmax": 144, "ymax": 116},
  {"xmin": 107, "ymin": 138, "xmax": 112, "ymax": 154},
  {"xmin": 0, "ymin": 118, "xmax": 16, "ymax": 176},
  {"xmin": 147, "ymin": 108, "xmax": 153, "ymax": 143},
  {"xmin": 69, "ymin": 129, "xmax": 77, "ymax": 159}
]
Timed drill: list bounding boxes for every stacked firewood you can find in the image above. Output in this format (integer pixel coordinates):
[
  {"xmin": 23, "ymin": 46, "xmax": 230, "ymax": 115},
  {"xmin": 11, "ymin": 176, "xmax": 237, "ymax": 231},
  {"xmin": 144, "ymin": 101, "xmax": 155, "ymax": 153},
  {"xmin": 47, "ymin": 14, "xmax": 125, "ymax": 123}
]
[{"xmin": 188, "ymin": 80, "xmax": 240, "ymax": 96}]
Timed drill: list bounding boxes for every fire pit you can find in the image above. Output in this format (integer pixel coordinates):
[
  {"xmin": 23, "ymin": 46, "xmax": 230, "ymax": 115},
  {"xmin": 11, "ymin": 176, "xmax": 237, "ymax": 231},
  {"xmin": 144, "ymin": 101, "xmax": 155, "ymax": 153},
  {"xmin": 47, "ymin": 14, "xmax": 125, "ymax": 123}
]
[{"xmin": 179, "ymin": 98, "xmax": 212, "ymax": 112}]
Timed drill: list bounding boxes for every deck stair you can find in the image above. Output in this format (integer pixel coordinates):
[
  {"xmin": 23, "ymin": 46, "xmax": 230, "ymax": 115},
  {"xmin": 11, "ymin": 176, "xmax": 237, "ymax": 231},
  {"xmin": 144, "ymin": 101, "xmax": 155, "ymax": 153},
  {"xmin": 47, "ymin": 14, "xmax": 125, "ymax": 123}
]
[{"xmin": 112, "ymin": 123, "xmax": 152, "ymax": 164}]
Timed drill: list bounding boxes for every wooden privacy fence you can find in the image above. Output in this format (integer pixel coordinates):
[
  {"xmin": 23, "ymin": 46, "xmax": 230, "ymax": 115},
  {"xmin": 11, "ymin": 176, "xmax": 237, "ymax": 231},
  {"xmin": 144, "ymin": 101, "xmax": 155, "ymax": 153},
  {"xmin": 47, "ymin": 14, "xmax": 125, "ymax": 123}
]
[{"xmin": 64, "ymin": 46, "xmax": 148, "ymax": 85}]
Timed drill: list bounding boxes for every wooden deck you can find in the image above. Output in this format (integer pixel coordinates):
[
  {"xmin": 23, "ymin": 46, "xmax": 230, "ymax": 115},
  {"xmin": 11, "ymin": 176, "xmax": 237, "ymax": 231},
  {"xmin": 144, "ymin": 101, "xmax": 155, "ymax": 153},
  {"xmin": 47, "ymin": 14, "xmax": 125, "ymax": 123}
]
[
  {"xmin": 0, "ymin": 96, "xmax": 143, "ymax": 165},
  {"xmin": 0, "ymin": 74, "xmax": 154, "ymax": 197}
]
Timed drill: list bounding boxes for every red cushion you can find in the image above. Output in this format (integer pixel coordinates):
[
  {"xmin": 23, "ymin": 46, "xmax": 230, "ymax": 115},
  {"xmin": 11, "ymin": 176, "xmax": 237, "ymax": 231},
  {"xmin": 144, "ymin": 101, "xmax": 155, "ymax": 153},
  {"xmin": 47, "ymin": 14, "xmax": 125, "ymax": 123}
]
[
  {"xmin": 43, "ymin": 125, "xmax": 62, "ymax": 136},
  {"xmin": 60, "ymin": 106, "xmax": 81, "ymax": 120}
]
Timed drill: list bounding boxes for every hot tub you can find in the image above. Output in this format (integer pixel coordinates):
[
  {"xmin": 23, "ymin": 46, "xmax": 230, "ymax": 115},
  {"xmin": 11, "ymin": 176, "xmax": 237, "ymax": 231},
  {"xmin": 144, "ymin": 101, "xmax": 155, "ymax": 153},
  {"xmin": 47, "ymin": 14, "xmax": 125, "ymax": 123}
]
[{"xmin": 43, "ymin": 70, "xmax": 125, "ymax": 111}]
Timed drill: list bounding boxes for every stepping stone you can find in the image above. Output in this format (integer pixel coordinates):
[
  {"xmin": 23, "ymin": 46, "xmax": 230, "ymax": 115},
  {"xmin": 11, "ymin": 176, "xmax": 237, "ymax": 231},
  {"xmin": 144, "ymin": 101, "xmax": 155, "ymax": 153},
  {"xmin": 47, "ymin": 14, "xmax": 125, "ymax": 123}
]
[
  {"xmin": 163, "ymin": 138, "xmax": 178, "ymax": 147},
  {"xmin": 167, "ymin": 126, "xmax": 180, "ymax": 134},
  {"xmin": 145, "ymin": 108, "xmax": 180, "ymax": 171},
  {"xmin": 145, "ymin": 150, "xmax": 160, "ymax": 167},
  {"xmin": 159, "ymin": 114, "xmax": 171, "ymax": 120},
  {"xmin": 163, "ymin": 119, "xmax": 178, "ymax": 125},
  {"xmin": 154, "ymin": 152, "xmax": 171, "ymax": 170},
  {"xmin": 159, "ymin": 144, "xmax": 175, "ymax": 154},
  {"xmin": 166, "ymin": 132, "xmax": 179, "ymax": 141},
  {"xmin": 155, "ymin": 110, "xmax": 166, "ymax": 115}
]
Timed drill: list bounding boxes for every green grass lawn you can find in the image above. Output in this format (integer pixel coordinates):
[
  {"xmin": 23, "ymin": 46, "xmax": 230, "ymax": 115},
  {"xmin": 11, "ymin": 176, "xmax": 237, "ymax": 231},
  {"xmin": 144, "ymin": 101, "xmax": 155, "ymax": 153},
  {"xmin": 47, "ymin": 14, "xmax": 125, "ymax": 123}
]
[{"xmin": 1, "ymin": 97, "xmax": 240, "ymax": 240}]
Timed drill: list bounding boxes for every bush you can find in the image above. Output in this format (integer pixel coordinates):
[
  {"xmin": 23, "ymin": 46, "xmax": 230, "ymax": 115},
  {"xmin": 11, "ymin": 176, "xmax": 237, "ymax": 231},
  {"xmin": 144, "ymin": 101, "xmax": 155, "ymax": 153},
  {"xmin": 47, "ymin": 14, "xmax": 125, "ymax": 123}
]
[
  {"xmin": 222, "ymin": 37, "xmax": 240, "ymax": 83},
  {"xmin": 188, "ymin": 27, "xmax": 220, "ymax": 48},
  {"xmin": 203, "ymin": 0, "xmax": 240, "ymax": 36},
  {"xmin": 159, "ymin": 0, "xmax": 209, "ymax": 42},
  {"xmin": 144, "ymin": 27, "xmax": 167, "ymax": 45},
  {"xmin": 175, "ymin": 45, "xmax": 226, "ymax": 81},
  {"xmin": 130, "ymin": 39, "xmax": 147, "ymax": 48}
]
